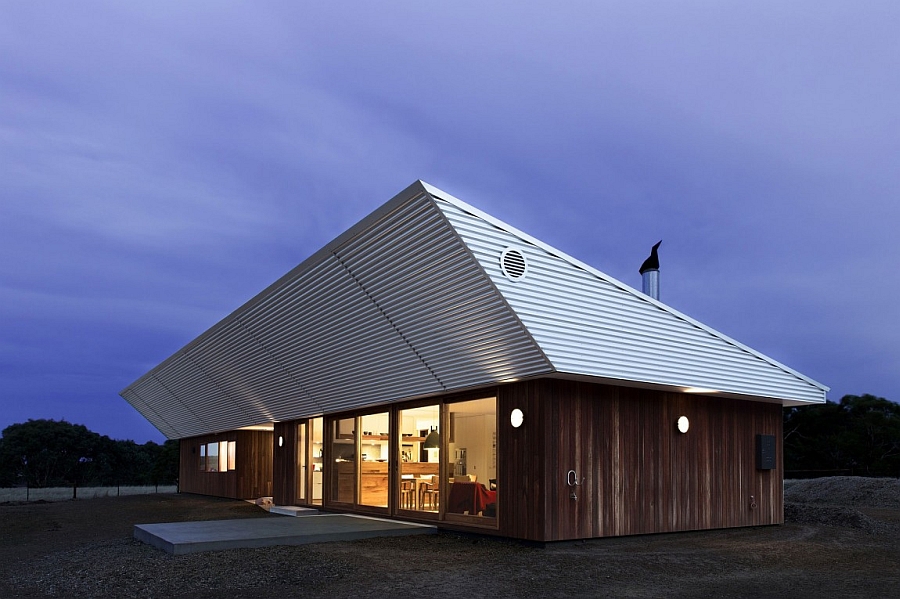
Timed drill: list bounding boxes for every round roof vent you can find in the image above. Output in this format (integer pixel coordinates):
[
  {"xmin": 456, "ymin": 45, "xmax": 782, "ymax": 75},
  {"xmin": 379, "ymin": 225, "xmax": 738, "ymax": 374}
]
[{"xmin": 500, "ymin": 247, "xmax": 528, "ymax": 281}]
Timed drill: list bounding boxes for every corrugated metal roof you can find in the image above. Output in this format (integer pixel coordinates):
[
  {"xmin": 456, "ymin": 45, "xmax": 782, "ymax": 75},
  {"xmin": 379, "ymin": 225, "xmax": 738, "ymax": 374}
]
[
  {"xmin": 428, "ymin": 183, "xmax": 828, "ymax": 405},
  {"xmin": 121, "ymin": 184, "xmax": 552, "ymax": 438},
  {"xmin": 122, "ymin": 180, "xmax": 827, "ymax": 440}
]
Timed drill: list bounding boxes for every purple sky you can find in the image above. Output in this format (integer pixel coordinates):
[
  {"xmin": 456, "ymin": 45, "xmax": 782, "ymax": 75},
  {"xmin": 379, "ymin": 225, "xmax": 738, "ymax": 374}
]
[{"xmin": 2, "ymin": 2, "xmax": 898, "ymax": 443}]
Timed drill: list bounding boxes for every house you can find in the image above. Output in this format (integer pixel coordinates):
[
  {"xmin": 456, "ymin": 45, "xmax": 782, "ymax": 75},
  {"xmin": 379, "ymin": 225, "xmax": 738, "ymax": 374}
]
[{"xmin": 120, "ymin": 180, "xmax": 827, "ymax": 542}]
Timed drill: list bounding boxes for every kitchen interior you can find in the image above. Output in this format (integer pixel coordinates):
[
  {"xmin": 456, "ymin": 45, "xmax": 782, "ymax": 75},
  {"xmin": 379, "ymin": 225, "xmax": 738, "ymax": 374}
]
[{"xmin": 323, "ymin": 399, "xmax": 497, "ymax": 518}]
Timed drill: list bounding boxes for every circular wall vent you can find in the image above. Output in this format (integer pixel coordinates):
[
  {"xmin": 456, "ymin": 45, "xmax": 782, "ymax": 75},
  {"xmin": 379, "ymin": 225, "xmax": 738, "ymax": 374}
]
[{"xmin": 500, "ymin": 247, "xmax": 528, "ymax": 281}]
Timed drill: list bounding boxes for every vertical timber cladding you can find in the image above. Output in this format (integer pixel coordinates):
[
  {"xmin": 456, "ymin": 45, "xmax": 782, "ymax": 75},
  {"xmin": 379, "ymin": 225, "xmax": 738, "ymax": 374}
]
[
  {"xmin": 497, "ymin": 380, "xmax": 548, "ymax": 541},
  {"xmin": 499, "ymin": 379, "xmax": 783, "ymax": 542},
  {"xmin": 238, "ymin": 430, "xmax": 275, "ymax": 499},
  {"xmin": 179, "ymin": 430, "xmax": 274, "ymax": 500},
  {"xmin": 272, "ymin": 421, "xmax": 298, "ymax": 506}
]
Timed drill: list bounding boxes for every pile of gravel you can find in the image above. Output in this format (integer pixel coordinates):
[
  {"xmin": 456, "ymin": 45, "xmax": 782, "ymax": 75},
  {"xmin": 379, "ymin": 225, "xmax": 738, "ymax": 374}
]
[
  {"xmin": 784, "ymin": 476, "xmax": 900, "ymax": 535},
  {"xmin": 784, "ymin": 476, "xmax": 900, "ymax": 508},
  {"xmin": 783, "ymin": 502, "xmax": 890, "ymax": 534}
]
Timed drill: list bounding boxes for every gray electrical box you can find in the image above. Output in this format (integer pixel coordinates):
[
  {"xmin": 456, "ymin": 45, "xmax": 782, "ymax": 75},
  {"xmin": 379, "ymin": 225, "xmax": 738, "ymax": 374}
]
[{"xmin": 756, "ymin": 434, "xmax": 776, "ymax": 470}]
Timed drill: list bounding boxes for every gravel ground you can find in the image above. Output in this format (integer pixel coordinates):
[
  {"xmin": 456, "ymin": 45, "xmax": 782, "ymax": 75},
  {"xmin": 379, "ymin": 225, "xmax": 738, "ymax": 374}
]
[{"xmin": 2, "ymin": 478, "xmax": 899, "ymax": 598}]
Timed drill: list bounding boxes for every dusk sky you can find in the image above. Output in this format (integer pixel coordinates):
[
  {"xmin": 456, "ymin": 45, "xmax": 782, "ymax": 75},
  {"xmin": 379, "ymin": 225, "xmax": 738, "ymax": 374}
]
[{"xmin": 2, "ymin": 2, "xmax": 898, "ymax": 444}]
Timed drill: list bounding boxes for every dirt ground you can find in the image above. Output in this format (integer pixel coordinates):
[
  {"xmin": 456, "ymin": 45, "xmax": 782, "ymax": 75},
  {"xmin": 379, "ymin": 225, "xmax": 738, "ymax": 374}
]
[{"xmin": 1, "ymin": 477, "xmax": 899, "ymax": 598}]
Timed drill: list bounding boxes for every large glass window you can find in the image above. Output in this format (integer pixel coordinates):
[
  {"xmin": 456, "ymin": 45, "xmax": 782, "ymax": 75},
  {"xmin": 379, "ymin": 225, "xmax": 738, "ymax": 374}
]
[
  {"xmin": 398, "ymin": 405, "xmax": 441, "ymax": 514},
  {"xmin": 445, "ymin": 398, "xmax": 497, "ymax": 520}
]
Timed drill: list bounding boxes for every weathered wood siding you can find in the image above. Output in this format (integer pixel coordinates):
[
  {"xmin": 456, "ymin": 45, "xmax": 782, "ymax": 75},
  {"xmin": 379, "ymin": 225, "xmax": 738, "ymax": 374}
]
[
  {"xmin": 498, "ymin": 379, "xmax": 783, "ymax": 541},
  {"xmin": 179, "ymin": 430, "xmax": 273, "ymax": 500}
]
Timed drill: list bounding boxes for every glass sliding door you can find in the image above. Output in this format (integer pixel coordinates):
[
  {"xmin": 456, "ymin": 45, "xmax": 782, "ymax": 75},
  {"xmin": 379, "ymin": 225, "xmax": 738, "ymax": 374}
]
[
  {"xmin": 296, "ymin": 421, "xmax": 307, "ymax": 503},
  {"xmin": 311, "ymin": 417, "xmax": 323, "ymax": 505},
  {"xmin": 326, "ymin": 413, "xmax": 390, "ymax": 510},
  {"xmin": 398, "ymin": 405, "xmax": 441, "ymax": 514},
  {"xmin": 359, "ymin": 412, "xmax": 389, "ymax": 508},
  {"xmin": 293, "ymin": 417, "xmax": 323, "ymax": 506},
  {"xmin": 445, "ymin": 398, "xmax": 497, "ymax": 523},
  {"xmin": 330, "ymin": 417, "xmax": 356, "ymax": 504}
]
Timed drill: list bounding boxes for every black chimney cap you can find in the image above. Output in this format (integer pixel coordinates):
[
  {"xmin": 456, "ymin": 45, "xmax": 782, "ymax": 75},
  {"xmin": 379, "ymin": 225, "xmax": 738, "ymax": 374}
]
[{"xmin": 639, "ymin": 241, "xmax": 662, "ymax": 274}]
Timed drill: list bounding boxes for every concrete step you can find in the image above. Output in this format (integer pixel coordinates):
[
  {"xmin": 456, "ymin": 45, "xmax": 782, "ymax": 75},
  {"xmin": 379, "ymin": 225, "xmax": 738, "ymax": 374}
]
[{"xmin": 269, "ymin": 505, "xmax": 319, "ymax": 517}]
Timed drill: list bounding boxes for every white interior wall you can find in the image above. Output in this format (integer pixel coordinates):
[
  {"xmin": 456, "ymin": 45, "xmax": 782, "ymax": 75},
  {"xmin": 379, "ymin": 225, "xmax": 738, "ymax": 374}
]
[{"xmin": 450, "ymin": 413, "xmax": 496, "ymax": 482}]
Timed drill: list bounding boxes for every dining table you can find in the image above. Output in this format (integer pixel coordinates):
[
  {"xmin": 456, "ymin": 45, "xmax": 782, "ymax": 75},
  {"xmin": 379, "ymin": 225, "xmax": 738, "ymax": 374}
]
[{"xmin": 446, "ymin": 481, "xmax": 496, "ymax": 515}]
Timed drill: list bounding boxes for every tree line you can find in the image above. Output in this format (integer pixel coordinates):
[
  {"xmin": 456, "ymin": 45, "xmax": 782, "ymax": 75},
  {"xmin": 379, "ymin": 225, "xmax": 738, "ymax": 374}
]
[
  {"xmin": 784, "ymin": 394, "xmax": 900, "ymax": 478},
  {"xmin": 2, "ymin": 394, "xmax": 897, "ymax": 488},
  {"xmin": 0, "ymin": 419, "xmax": 178, "ymax": 488}
]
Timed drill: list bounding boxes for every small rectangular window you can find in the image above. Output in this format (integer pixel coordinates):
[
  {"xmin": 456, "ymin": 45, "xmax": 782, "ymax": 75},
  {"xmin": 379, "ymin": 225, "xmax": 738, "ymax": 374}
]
[
  {"xmin": 200, "ymin": 441, "xmax": 236, "ymax": 472},
  {"xmin": 207, "ymin": 442, "xmax": 219, "ymax": 472},
  {"xmin": 218, "ymin": 441, "xmax": 228, "ymax": 473}
]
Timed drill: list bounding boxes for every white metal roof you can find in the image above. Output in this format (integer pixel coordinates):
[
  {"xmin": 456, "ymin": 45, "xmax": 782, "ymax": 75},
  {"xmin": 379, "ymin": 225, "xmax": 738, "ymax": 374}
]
[{"xmin": 122, "ymin": 181, "xmax": 827, "ymax": 439}]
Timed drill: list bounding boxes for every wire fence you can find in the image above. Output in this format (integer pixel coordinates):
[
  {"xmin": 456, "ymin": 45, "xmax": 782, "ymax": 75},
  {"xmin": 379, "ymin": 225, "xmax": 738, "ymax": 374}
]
[{"xmin": 0, "ymin": 485, "xmax": 178, "ymax": 503}]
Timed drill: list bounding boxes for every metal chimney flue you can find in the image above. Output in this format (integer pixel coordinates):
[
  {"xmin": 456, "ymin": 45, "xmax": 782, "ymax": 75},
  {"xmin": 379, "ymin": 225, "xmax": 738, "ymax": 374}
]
[{"xmin": 639, "ymin": 241, "xmax": 662, "ymax": 300}]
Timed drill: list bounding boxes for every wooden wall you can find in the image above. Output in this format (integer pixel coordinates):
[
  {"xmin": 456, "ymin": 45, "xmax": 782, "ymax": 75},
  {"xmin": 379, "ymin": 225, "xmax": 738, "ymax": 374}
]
[
  {"xmin": 179, "ymin": 430, "xmax": 274, "ymax": 500},
  {"xmin": 498, "ymin": 379, "xmax": 783, "ymax": 542},
  {"xmin": 180, "ymin": 379, "xmax": 784, "ymax": 541},
  {"xmin": 272, "ymin": 420, "xmax": 298, "ymax": 505}
]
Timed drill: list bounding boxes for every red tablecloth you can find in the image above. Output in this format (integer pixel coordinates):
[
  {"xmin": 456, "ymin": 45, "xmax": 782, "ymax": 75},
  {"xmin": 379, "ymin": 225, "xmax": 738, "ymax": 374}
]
[{"xmin": 447, "ymin": 482, "xmax": 497, "ymax": 515}]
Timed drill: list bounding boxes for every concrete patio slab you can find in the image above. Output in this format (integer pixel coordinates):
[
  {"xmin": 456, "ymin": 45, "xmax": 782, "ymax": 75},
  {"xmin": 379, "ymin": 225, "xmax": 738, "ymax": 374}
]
[{"xmin": 134, "ymin": 513, "xmax": 437, "ymax": 555}]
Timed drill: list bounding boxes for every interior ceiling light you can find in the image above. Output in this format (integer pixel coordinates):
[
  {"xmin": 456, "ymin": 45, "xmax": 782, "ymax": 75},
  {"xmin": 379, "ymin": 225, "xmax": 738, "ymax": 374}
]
[{"xmin": 423, "ymin": 427, "xmax": 441, "ymax": 448}]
